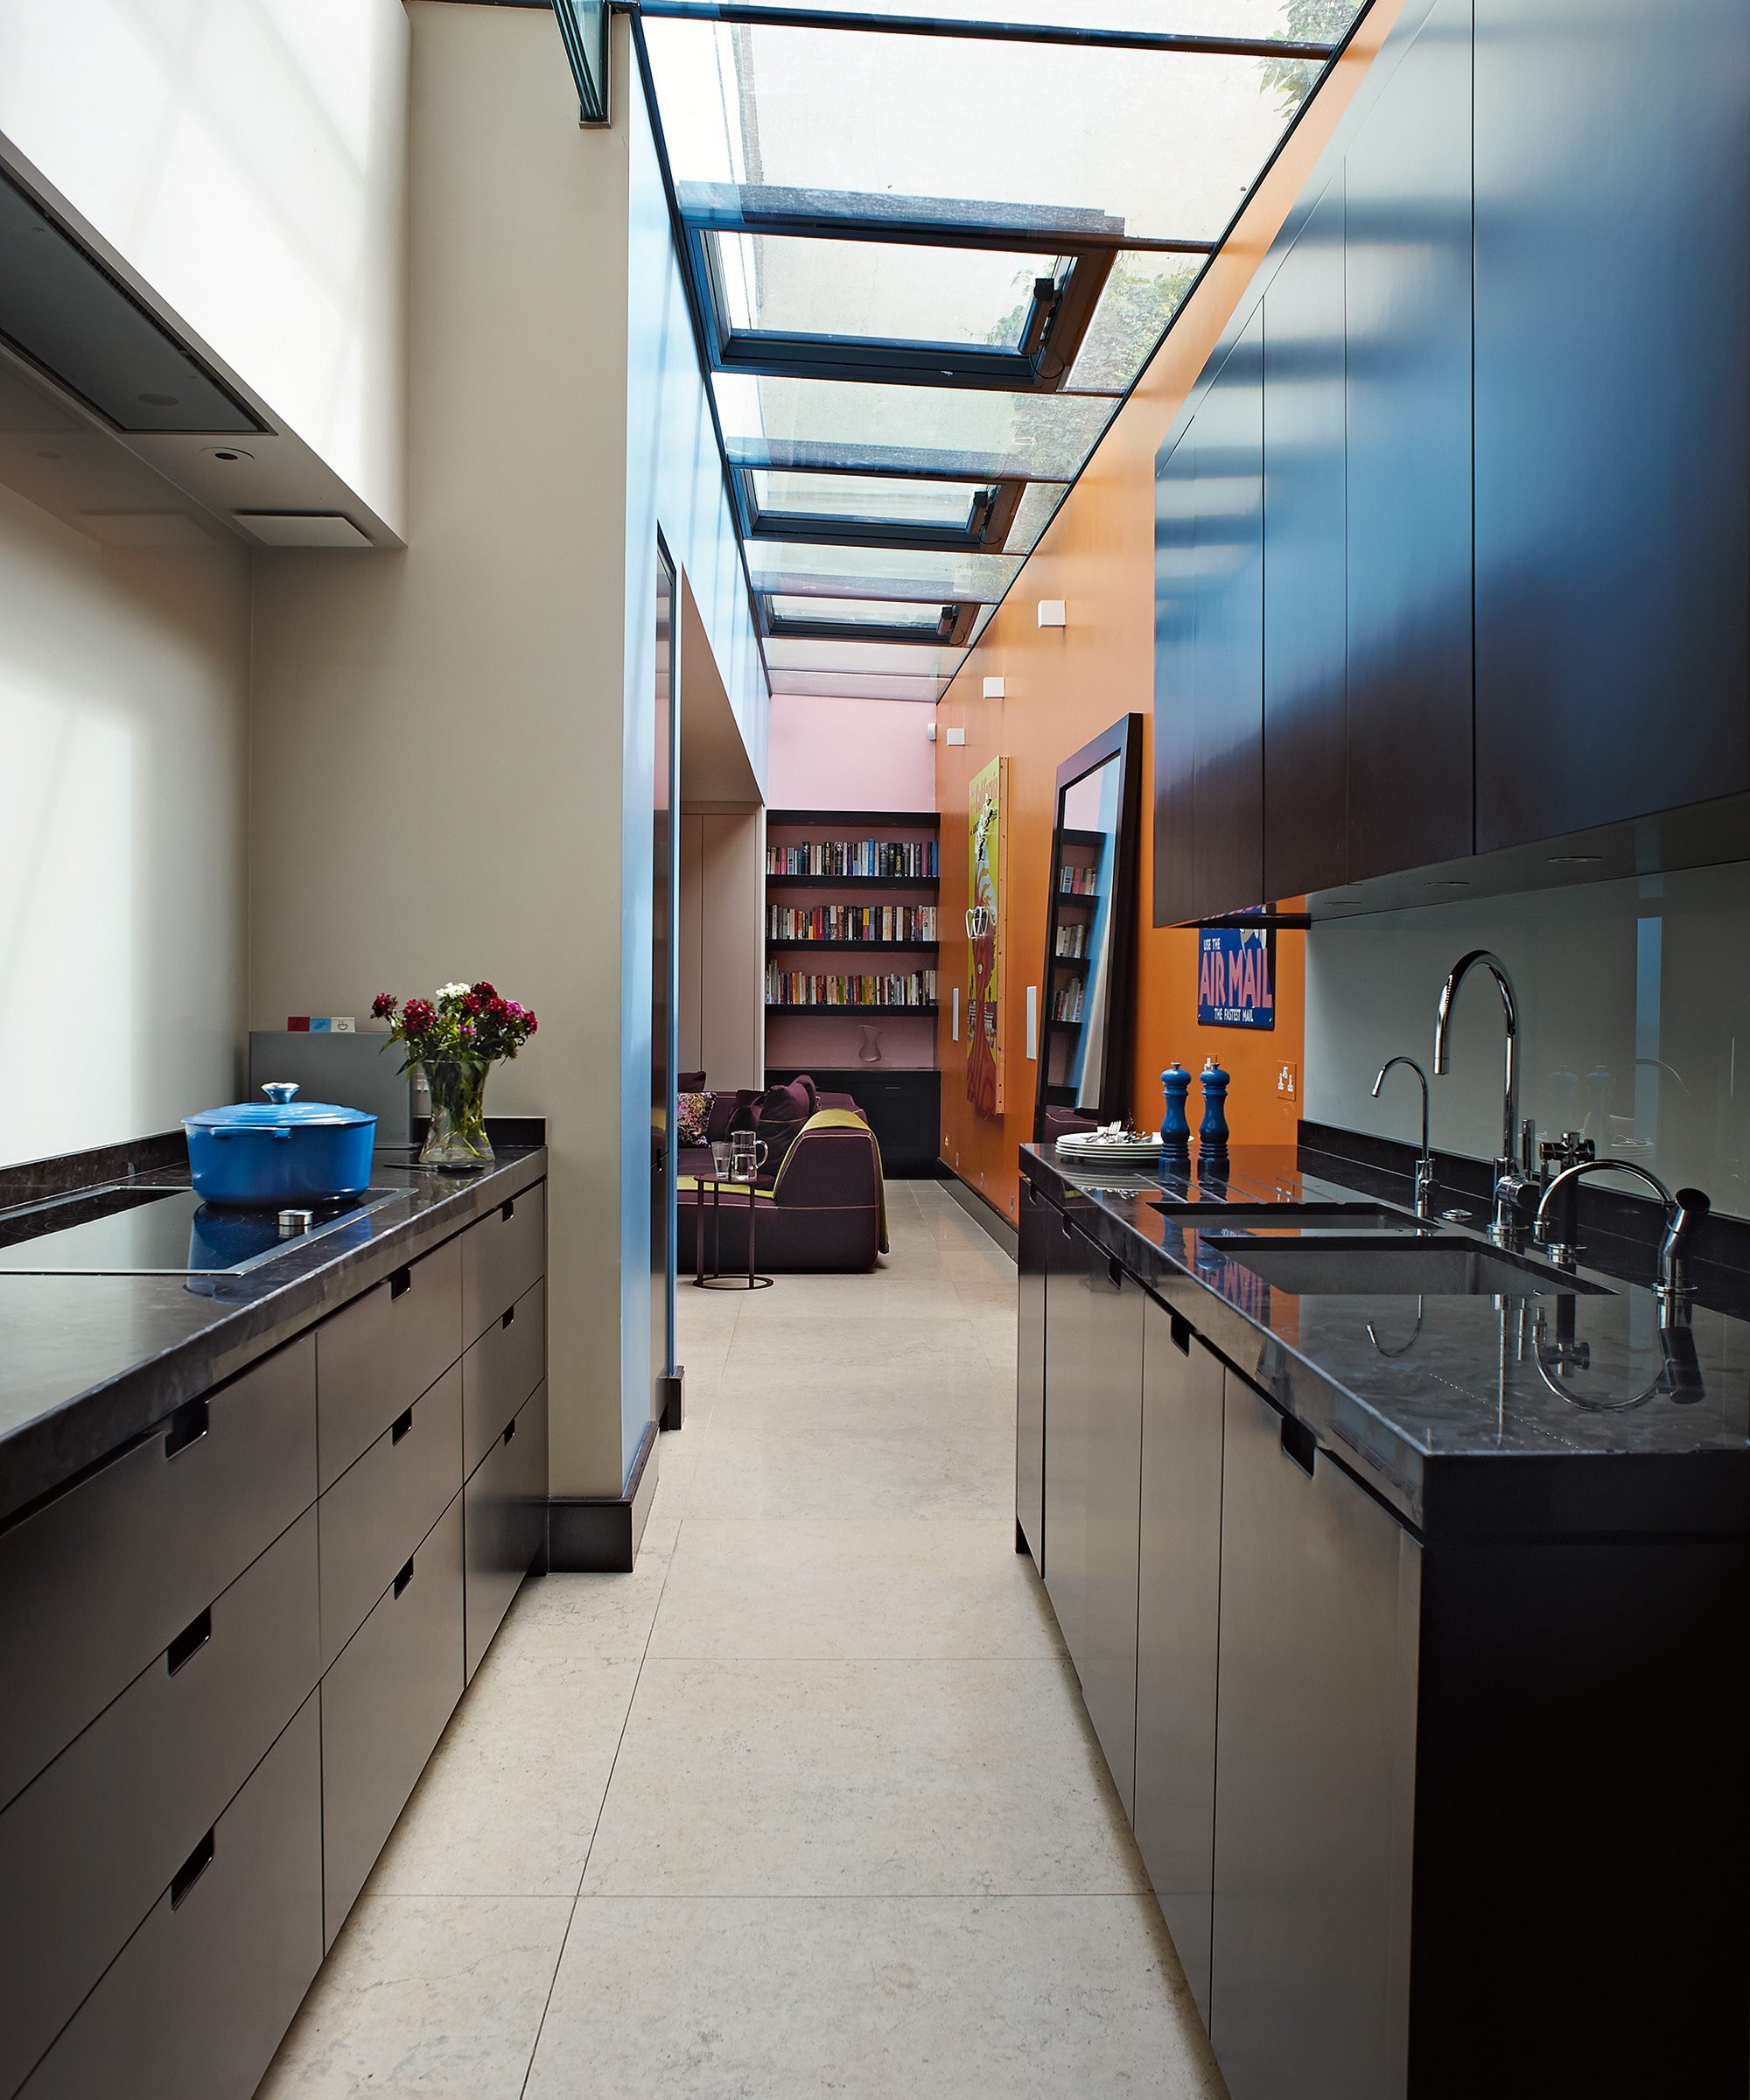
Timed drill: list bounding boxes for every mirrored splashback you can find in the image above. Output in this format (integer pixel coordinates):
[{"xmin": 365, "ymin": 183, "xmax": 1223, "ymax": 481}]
[{"xmin": 1306, "ymin": 861, "xmax": 1750, "ymax": 1222}]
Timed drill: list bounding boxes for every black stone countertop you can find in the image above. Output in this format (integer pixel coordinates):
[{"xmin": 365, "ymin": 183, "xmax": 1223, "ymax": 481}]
[
  {"xmin": 1023, "ymin": 1139, "xmax": 1750, "ymax": 1541},
  {"xmin": 0, "ymin": 1144, "xmax": 547, "ymax": 1530}
]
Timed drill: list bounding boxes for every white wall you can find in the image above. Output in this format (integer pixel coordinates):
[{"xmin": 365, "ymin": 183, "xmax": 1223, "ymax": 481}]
[
  {"xmin": 678, "ymin": 809, "xmax": 766, "ymax": 1093},
  {"xmin": 0, "ymin": 373, "xmax": 250, "ymax": 1165},
  {"xmin": 0, "ymin": 0, "xmax": 409, "ymax": 536}
]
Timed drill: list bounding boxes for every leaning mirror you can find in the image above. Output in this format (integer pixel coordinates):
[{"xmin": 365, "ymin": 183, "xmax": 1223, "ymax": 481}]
[{"xmin": 1034, "ymin": 713, "xmax": 1144, "ymax": 1144}]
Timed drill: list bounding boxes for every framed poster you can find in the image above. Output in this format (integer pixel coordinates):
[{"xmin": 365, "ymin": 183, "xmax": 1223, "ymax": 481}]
[
  {"xmin": 966, "ymin": 756, "xmax": 1008, "ymax": 1116},
  {"xmin": 1197, "ymin": 925, "xmax": 1275, "ymax": 1029}
]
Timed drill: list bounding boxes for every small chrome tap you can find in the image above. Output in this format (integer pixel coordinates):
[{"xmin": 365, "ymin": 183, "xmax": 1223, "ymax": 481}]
[
  {"xmin": 1534, "ymin": 1161, "xmax": 1712, "ymax": 1324},
  {"xmin": 1371, "ymin": 1056, "xmax": 1433, "ymax": 1215},
  {"xmin": 1433, "ymin": 950, "xmax": 1528, "ymax": 1247}
]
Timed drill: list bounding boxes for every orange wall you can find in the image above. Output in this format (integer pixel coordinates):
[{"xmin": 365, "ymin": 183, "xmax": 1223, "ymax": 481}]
[{"xmin": 936, "ymin": 2, "xmax": 1403, "ymax": 1224}]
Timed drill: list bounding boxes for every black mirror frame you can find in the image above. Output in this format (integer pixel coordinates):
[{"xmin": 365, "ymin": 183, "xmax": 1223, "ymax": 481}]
[{"xmin": 1033, "ymin": 712, "xmax": 1145, "ymax": 1144}]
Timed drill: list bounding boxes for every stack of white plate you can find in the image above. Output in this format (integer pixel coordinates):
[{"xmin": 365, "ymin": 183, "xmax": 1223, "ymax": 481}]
[{"xmin": 1054, "ymin": 1130, "xmax": 1166, "ymax": 1164}]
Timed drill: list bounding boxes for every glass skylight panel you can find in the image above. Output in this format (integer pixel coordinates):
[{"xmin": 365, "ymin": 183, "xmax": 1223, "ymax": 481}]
[
  {"xmin": 749, "ymin": 470, "xmax": 990, "ymax": 529},
  {"xmin": 1007, "ymin": 482, "xmax": 1071, "ymax": 556},
  {"xmin": 766, "ymin": 639, "xmax": 967, "ymax": 678},
  {"xmin": 1068, "ymin": 252, "xmax": 1204, "ymax": 390},
  {"xmin": 715, "ymin": 374, "xmax": 1119, "ymax": 483},
  {"xmin": 770, "ymin": 595, "xmax": 960, "ymax": 632},
  {"xmin": 714, "ymin": 235, "xmax": 1060, "ymax": 349},
  {"xmin": 646, "ymin": 18, "xmax": 1308, "ymax": 247},
  {"xmin": 766, "ymin": 668, "xmax": 955, "ymax": 703},
  {"xmin": 694, "ymin": 2, "xmax": 1353, "ymax": 32},
  {"xmin": 741, "ymin": 541, "xmax": 1024, "ymax": 602}
]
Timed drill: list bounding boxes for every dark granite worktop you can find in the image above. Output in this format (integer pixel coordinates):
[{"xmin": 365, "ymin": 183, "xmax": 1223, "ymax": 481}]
[
  {"xmin": 0, "ymin": 1143, "xmax": 547, "ymax": 1530},
  {"xmin": 1023, "ymin": 1140, "xmax": 1750, "ymax": 1540}
]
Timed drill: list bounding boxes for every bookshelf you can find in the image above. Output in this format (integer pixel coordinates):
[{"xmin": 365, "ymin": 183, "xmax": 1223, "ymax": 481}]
[
  {"xmin": 1044, "ymin": 825, "xmax": 1104, "ymax": 1097},
  {"xmin": 764, "ymin": 808, "xmax": 942, "ymax": 1030}
]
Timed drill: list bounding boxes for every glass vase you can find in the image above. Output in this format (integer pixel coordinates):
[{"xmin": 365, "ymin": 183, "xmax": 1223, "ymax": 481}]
[{"xmin": 418, "ymin": 1058, "xmax": 494, "ymax": 1170}]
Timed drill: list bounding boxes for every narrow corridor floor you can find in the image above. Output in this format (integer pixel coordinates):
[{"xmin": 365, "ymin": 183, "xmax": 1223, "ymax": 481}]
[{"xmin": 257, "ymin": 1180, "xmax": 1226, "ymax": 2098}]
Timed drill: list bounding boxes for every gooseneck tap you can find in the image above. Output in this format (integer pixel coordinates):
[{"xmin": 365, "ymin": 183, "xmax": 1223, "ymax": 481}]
[
  {"xmin": 1372, "ymin": 1056, "xmax": 1433, "ymax": 1215},
  {"xmin": 1534, "ymin": 1161, "xmax": 1712, "ymax": 1323},
  {"xmin": 1433, "ymin": 950, "xmax": 1527, "ymax": 1246}
]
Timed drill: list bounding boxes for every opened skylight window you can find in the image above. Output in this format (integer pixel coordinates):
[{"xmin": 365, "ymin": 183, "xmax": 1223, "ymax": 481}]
[
  {"xmin": 740, "ymin": 542, "xmax": 1024, "ymax": 605},
  {"xmin": 713, "ymin": 235, "xmax": 1063, "ymax": 349},
  {"xmin": 750, "ymin": 472, "xmax": 992, "ymax": 530},
  {"xmin": 765, "ymin": 595, "xmax": 980, "ymax": 647}
]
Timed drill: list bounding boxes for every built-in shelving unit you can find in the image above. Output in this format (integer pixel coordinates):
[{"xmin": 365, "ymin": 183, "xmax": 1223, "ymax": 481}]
[{"xmin": 764, "ymin": 807, "xmax": 942, "ymax": 1037}]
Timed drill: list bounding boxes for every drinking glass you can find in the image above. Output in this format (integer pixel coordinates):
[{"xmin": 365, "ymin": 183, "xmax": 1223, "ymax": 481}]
[{"xmin": 709, "ymin": 1138, "xmax": 732, "ymax": 1180}]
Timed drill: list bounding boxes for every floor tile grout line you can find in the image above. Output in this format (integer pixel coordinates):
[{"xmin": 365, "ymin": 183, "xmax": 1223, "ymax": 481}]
[{"xmin": 514, "ymin": 1894, "xmax": 578, "ymax": 2100}]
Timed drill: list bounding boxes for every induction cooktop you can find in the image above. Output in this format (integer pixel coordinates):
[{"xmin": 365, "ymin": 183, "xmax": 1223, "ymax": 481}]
[{"xmin": 0, "ymin": 1181, "xmax": 402, "ymax": 1277}]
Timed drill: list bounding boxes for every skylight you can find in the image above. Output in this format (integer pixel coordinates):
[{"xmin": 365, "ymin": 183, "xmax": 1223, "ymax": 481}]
[{"xmin": 626, "ymin": 0, "xmax": 1368, "ymax": 703}]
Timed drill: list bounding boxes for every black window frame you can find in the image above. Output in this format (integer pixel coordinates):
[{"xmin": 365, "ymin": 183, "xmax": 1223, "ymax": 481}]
[{"xmin": 737, "ymin": 462, "xmax": 1025, "ymax": 552}]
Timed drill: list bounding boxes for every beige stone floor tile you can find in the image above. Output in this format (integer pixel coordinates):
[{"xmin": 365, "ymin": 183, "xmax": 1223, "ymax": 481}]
[
  {"xmin": 494, "ymin": 1558, "xmax": 673, "ymax": 1666},
  {"xmin": 582, "ymin": 1657, "xmax": 1146, "ymax": 1898},
  {"xmin": 366, "ymin": 1649, "xmax": 640, "ymax": 1898},
  {"xmin": 525, "ymin": 1894, "xmax": 1224, "ymax": 2100},
  {"xmin": 648, "ymin": 1518, "xmax": 1066, "ymax": 1662},
  {"xmin": 256, "ymin": 1894, "xmax": 571, "ymax": 2097},
  {"xmin": 682, "ymin": 1410, "xmax": 1014, "ymax": 1520}
]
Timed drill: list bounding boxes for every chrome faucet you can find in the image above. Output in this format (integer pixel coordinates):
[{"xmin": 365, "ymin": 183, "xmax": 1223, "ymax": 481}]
[
  {"xmin": 1534, "ymin": 1161, "xmax": 1712, "ymax": 1324},
  {"xmin": 1372, "ymin": 1056, "xmax": 1433, "ymax": 1215},
  {"xmin": 1433, "ymin": 949, "xmax": 1530, "ymax": 1247}
]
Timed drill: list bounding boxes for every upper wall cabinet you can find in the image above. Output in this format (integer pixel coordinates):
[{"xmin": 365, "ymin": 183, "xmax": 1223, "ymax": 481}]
[
  {"xmin": 1262, "ymin": 172, "xmax": 1348, "ymax": 901},
  {"xmin": 1342, "ymin": 0, "xmax": 1474, "ymax": 885},
  {"xmin": 1154, "ymin": 312, "xmax": 1265, "ymax": 926},
  {"xmin": 1472, "ymin": 0, "xmax": 1750, "ymax": 850}
]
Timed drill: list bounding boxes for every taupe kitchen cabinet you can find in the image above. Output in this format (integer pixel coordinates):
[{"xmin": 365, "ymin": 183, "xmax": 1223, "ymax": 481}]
[
  {"xmin": 0, "ymin": 1171, "xmax": 548, "ymax": 2100},
  {"xmin": 1014, "ymin": 1178, "xmax": 1054, "ymax": 1573}
]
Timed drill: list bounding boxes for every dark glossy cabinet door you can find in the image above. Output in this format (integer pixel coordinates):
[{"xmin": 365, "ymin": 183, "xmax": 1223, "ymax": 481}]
[
  {"xmin": 1153, "ymin": 430, "xmax": 1198, "ymax": 926},
  {"xmin": 1015, "ymin": 1180, "xmax": 1052, "ymax": 1575},
  {"xmin": 1343, "ymin": 0, "xmax": 1474, "ymax": 884},
  {"xmin": 1263, "ymin": 172, "xmax": 1348, "ymax": 901},
  {"xmin": 1473, "ymin": 0, "xmax": 1750, "ymax": 848},
  {"xmin": 1041, "ymin": 1210, "xmax": 1088, "ymax": 1659},
  {"xmin": 1193, "ymin": 306, "xmax": 1265, "ymax": 918},
  {"xmin": 1077, "ymin": 1250, "xmax": 1144, "ymax": 1821},
  {"xmin": 1132, "ymin": 1314, "xmax": 1224, "ymax": 2030},
  {"xmin": 1211, "ymin": 1382, "xmax": 1420, "ymax": 2100}
]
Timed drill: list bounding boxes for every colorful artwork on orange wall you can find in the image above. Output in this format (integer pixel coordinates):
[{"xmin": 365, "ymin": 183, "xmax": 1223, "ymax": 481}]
[{"xmin": 966, "ymin": 756, "xmax": 1008, "ymax": 1117}]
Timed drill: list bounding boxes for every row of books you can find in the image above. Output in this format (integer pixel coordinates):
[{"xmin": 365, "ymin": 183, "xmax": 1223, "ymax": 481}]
[
  {"xmin": 1054, "ymin": 922, "xmax": 1088, "ymax": 958},
  {"xmin": 767, "ymin": 838, "xmax": 938, "ymax": 878},
  {"xmin": 1059, "ymin": 864, "xmax": 1100, "ymax": 895},
  {"xmin": 767, "ymin": 905, "xmax": 939, "ymax": 942},
  {"xmin": 1053, "ymin": 979, "xmax": 1087, "ymax": 1022},
  {"xmin": 764, "ymin": 968, "xmax": 939, "ymax": 1009}
]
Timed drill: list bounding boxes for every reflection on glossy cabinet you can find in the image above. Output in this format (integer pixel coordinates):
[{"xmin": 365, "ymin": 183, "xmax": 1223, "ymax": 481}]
[
  {"xmin": 1343, "ymin": 0, "xmax": 1474, "ymax": 884},
  {"xmin": 1472, "ymin": 0, "xmax": 1750, "ymax": 847},
  {"xmin": 1015, "ymin": 1180, "xmax": 1052, "ymax": 1575},
  {"xmin": 1211, "ymin": 1380, "xmax": 1419, "ymax": 2100},
  {"xmin": 1078, "ymin": 1250, "xmax": 1144, "ymax": 1821},
  {"xmin": 1041, "ymin": 1209, "xmax": 1088, "ymax": 1658},
  {"xmin": 1132, "ymin": 1312, "xmax": 1224, "ymax": 2029}
]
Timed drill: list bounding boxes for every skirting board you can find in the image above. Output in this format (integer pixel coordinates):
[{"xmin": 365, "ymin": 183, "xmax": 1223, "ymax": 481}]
[
  {"xmin": 943, "ymin": 1171, "xmax": 1019, "ymax": 1262},
  {"xmin": 547, "ymin": 1420, "xmax": 660, "ymax": 1572}
]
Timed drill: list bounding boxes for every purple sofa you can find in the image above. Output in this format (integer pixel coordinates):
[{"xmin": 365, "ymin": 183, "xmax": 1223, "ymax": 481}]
[{"xmin": 677, "ymin": 1099, "xmax": 887, "ymax": 1273}]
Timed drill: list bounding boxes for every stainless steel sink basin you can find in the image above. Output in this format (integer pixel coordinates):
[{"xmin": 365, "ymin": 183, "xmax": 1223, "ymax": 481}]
[
  {"xmin": 1152, "ymin": 1201, "xmax": 1430, "ymax": 1232},
  {"xmin": 1199, "ymin": 1234, "xmax": 1615, "ymax": 1297}
]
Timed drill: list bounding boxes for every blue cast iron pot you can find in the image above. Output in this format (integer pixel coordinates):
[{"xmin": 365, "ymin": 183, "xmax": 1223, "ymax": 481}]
[{"xmin": 185, "ymin": 1083, "xmax": 377, "ymax": 1205}]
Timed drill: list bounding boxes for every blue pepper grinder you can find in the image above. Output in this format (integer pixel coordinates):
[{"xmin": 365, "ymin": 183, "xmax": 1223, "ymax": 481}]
[
  {"xmin": 1160, "ymin": 1063, "xmax": 1193, "ymax": 1151},
  {"xmin": 1198, "ymin": 1057, "xmax": 1230, "ymax": 1151}
]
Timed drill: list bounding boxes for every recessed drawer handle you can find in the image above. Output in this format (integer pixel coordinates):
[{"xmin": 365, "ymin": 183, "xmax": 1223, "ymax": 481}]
[
  {"xmin": 1279, "ymin": 1413, "xmax": 1317, "ymax": 1478},
  {"xmin": 1170, "ymin": 1312, "xmax": 1191, "ymax": 1357},
  {"xmin": 501, "ymin": 1303, "xmax": 516, "ymax": 1329},
  {"xmin": 502, "ymin": 1417, "xmax": 517, "ymax": 1447},
  {"xmin": 389, "ymin": 1266, "xmax": 412, "ymax": 1301},
  {"xmin": 393, "ymin": 1556, "xmax": 415, "ymax": 1600},
  {"xmin": 500, "ymin": 1198, "xmax": 515, "ymax": 1222},
  {"xmin": 167, "ymin": 1607, "xmax": 213, "ymax": 1676},
  {"xmin": 391, "ymin": 1407, "xmax": 414, "ymax": 1444},
  {"xmin": 170, "ymin": 1829, "xmax": 215, "ymax": 1910},
  {"xmin": 164, "ymin": 1396, "xmax": 208, "ymax": 1460},
  {"xmin": 1060, "ymin": 1215, "xmax": 1074, "ymax": 1240},
  {"xmin": 1108, "ymin": 1256, "xmax": 1124, "ymax": 1289}
]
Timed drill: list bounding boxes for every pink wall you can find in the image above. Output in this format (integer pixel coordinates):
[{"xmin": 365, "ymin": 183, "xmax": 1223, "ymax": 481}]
[{"xmin": 766, "ymin": 696, "xmax": 936, "ymax": 811}]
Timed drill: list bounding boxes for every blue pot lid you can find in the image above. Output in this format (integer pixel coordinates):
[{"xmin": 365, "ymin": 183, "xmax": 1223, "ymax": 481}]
[{"xmin": 186, "ymin": 1083, "xmax": 376, "ymax": 1130}]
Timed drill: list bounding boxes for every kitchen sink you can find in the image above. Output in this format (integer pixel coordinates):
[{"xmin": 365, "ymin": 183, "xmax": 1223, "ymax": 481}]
[
  {"xmin": 1152, "ymin": 1201, "xmax": 1431, "ymax": 1232},
  {"xmin": 1199, "ymin": 1233, "xmax": 1616, "ymax": 1297}
]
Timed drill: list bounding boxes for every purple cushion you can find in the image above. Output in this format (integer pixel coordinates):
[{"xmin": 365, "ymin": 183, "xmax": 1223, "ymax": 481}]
[
  {"xmin": 678, "ymin": 1070, "xmax": 707, "ymax": 1092},
  {"xmin": 705, "ymin": 1088, "xmax": 753, "ymax": 1144},
  {"xmin": 752, "ymin": 1078, "xmax": 813, "ymax": 1172}
]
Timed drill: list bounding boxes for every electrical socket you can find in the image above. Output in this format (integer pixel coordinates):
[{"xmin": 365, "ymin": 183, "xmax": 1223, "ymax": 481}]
[{"xmin": 1277, "ymin": 1062, "xmax": 1299, "ymax": 1101}]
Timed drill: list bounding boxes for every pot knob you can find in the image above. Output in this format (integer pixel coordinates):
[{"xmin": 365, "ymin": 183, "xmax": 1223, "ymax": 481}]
[{"xmin": 261, "ymin": 1082, "xmax": 300, "ymax": 1104}]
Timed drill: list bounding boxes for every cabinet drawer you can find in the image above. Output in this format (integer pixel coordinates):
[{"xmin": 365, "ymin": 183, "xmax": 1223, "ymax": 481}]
[
  {"xmin": 320, "ymin": 1492, "xmax": 464, "ymax": 1947},
  {"xmin": 0, "ymin": 1505, "xmax": 318, "ymax": 2096},
  {"xmin": 0, "ymin": 1335, "xmax": 316, "ymax": 1812},
  {"xmin": 317, "ymin": 1234, "xmax": 461, "ymax": 1491},
  {"xmin": 461, "ymin": 1278, "xmax": 545, "ymax": 1479},
  {"xmin": 465, "ymin": 1380, "xmax": 547, "ymax": 1683},
  {"xmin": 460, "ymin": 1182, "xmax": 545, "ymax": 1347},
  {"xmin": 318, "ymin": 1362, "xmax": 462, "ymax": 1670},
  {"xmin": 18, "ymin": 1693, "xmax": 323, "ymax": 2100}
]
